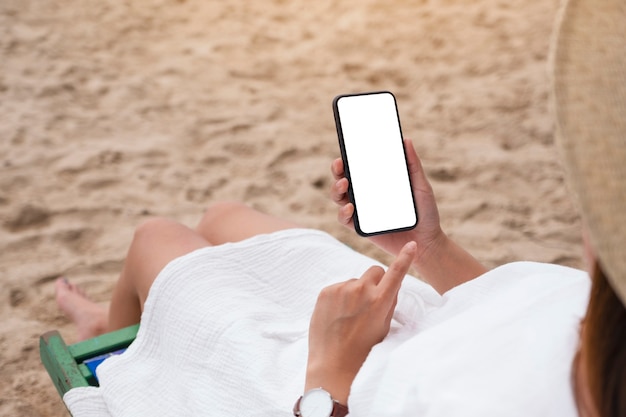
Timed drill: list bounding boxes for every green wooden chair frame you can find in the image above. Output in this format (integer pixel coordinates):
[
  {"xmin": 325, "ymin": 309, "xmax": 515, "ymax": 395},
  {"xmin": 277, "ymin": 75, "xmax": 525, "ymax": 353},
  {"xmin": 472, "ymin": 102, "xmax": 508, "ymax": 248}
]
[{"xmin": 40, "ymin": 324, "xmax": 139, "ymax": 399}]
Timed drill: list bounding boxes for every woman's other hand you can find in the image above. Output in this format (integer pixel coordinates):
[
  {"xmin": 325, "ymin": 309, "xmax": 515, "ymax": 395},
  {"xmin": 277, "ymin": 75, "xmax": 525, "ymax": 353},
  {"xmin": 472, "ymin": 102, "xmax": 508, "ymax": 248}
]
[{"xmin": 304, "ymin": 241, "xmax": 417, "ymax": 405}]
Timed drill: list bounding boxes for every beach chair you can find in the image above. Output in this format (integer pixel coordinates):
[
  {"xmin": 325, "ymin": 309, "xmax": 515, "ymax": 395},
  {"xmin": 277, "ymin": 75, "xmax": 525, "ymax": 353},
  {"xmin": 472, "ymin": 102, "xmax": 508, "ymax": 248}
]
[{"xmin": 40, "ymin": 324, "xmax": 139, "ymax": 399}]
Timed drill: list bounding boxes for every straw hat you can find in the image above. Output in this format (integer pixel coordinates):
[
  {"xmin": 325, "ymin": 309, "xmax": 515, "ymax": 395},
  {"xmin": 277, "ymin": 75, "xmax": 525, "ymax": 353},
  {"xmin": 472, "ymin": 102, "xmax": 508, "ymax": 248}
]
[{"xmin": 551, "ymin": 0, "xmax": 626, "ymax": 305}]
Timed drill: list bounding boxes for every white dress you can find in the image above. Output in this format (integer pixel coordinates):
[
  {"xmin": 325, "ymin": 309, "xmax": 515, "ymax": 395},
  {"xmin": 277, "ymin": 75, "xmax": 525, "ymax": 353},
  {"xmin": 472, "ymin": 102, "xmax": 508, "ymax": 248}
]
[{"xmin": 64, "ymin": 229, "xmax": 589, "ymax": 417}]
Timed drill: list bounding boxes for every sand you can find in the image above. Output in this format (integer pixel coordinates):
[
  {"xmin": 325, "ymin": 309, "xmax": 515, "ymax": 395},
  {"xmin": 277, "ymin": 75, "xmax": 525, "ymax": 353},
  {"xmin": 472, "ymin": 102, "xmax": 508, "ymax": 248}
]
[{"xmin": 0, "ymin": 0, "xmax": 583, "ymax": 415}]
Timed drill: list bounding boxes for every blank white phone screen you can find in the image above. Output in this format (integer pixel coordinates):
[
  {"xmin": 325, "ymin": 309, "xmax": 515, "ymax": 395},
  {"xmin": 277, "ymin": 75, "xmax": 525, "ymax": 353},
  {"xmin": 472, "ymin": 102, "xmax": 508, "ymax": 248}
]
[{"xmin": 336, "ymin": 92, "xmax": 417, "ymax": 235}]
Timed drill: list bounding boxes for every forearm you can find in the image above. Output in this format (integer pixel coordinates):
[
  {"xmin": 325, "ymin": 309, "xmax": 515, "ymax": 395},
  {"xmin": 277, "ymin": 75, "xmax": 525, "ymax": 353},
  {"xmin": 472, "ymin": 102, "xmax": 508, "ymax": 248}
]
[{"xmin": 413, "ymin": 232, "xmax": 488, "ymax": 294}]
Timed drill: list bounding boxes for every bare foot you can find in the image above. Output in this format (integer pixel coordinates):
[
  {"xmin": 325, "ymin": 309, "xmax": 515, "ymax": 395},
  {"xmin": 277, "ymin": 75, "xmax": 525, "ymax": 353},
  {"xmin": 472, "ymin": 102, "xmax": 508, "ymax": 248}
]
[{"xmin": 55, "ymin": 278, "xmax": 108, "ymax": 341}]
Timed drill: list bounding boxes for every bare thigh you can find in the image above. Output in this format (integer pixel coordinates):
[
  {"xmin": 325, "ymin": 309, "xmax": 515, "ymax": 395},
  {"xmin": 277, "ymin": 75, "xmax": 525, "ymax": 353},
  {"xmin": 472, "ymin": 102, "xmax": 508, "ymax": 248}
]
[
  {"xmin": 109, "ymin": 204, "xmax": 299, "ymax": 330},
  {"xmin": 195, "ymin": 201, "xmax": 301, "ymax": 245}
]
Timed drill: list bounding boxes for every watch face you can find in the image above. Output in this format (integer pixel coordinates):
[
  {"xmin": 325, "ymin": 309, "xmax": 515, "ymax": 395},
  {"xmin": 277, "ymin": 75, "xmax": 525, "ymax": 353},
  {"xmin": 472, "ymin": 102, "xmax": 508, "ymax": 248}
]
[{"xmin": 300, "ymin": 388, "xmax": 334, "ymax": 417}]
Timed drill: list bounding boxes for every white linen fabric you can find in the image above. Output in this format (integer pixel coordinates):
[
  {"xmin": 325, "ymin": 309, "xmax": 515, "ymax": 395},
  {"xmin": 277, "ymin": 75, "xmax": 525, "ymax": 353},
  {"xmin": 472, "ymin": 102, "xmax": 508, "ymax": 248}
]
[{"xmin": 63, "ymin": 229, "xmax": 589, "ymax": 417}]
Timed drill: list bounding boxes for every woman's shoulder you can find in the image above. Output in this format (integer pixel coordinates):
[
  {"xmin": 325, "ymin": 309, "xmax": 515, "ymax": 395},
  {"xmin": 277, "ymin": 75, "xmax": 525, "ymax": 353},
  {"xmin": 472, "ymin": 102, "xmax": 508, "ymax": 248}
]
[
  {"xmin": 488, "ymin": 260, "xmax": 588, "ymax": 279},
  {"xmin": 411, "ymin": 261, "xmax": 591, "ymax": 331},
  {"xmin": 444, "ymin": 261, "xmax": 589, "ymax": 301}
]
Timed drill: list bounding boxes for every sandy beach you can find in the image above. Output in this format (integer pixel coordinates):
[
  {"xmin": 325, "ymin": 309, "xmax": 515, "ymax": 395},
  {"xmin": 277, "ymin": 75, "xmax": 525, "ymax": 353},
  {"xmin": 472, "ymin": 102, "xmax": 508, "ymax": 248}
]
[{"xmin": 0, "ymin": 0, "xmax": 583, "ymax": 415}]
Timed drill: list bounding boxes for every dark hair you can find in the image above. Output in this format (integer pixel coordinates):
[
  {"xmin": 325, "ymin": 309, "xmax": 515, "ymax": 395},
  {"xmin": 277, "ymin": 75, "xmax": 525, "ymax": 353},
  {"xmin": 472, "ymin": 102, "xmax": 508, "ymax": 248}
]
[{"xmin": 578, "ymin": 263, "xmax": 626, "ymax": 416}]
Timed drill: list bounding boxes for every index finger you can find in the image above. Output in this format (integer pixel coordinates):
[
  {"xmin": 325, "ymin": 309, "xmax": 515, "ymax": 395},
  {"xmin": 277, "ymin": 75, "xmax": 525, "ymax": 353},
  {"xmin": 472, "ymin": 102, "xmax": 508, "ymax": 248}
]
[
  {"xmin": 331, "ymin": 158, "xmax": 345, "ymax": 180},
  {"xmin": 379, "ymin": 241, "xmax": 417, "ymax": 297}
]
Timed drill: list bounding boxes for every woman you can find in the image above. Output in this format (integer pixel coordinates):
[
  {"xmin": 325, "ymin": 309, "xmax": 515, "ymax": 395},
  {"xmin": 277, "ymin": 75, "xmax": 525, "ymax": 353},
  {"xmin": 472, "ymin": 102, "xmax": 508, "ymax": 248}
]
[{"xmin": 56, "ymin": 0, "xmax": 625, "ymax": 415}]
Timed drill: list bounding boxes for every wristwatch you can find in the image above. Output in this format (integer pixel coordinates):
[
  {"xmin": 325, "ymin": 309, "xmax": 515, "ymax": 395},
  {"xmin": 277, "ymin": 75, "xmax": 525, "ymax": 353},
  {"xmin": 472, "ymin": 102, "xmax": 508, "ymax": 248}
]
[{"xmin": 293, "ymin": 388, "xmax": 349, "ymax": 417}]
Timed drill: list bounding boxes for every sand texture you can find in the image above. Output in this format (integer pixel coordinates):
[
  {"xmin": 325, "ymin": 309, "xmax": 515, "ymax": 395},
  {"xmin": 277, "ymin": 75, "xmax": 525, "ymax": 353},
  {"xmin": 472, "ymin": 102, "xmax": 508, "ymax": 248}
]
[{"xmin": 0, "ymin": 0, "xmax": 583, "ymax": 415}]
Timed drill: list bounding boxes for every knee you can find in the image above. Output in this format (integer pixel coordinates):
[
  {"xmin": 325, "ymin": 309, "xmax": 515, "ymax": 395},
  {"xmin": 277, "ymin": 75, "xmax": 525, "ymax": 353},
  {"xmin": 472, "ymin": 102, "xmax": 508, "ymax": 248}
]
[
  {"xmin": 197, "ymin": 201, "xmax": 250, "ymax": 230},
  {"xmin": 132, "ymin": 217, "xmax": 180, "ymax": 247}
]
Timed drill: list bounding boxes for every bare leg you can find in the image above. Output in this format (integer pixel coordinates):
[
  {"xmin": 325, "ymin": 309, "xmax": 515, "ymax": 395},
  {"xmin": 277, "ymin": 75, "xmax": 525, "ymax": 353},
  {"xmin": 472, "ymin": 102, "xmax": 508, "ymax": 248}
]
[
  {"xmin": 107, "ymin": 217, "xmax": 211, "ymax": 331},
  {"xmin": 56, "ymin": 203, "xmax": 300, "ymax": 340},
  {"xmin": 195, "ymin": 201, "xmax": 301, "ymax": 244},
  {"xmin": 56, "ymin": 217, "xmax": 211, "ymax": 340}
]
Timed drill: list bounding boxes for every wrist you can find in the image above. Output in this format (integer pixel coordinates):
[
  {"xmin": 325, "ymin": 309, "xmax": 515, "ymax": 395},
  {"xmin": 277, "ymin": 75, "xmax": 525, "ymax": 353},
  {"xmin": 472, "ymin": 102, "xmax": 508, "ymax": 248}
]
[
  {"xmin": 305, "ymin": 363, "xmax": 355, "ymax": 405},
  {"xmin": 413, "ymin": 227, "xmax": 447, "ymax": 268},
  {"xmin": 412, "ymin": 230, "xmax": 487, "ymax": 294},
  {"xmin": 294, "ymin": 388, "xmax": 349, "ymax": 417}
]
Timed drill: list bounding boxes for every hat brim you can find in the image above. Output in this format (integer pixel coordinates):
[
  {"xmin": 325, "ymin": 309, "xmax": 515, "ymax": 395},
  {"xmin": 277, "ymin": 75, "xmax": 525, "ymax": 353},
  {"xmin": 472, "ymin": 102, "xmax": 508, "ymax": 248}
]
[{"xmin": 551, "ymin": 0, "xmax": 626, "ymax": 304}]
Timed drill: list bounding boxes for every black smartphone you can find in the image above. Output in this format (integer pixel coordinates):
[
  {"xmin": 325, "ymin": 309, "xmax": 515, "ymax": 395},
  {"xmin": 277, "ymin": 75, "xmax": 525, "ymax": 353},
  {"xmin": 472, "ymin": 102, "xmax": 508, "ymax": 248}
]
[{"xmin": 332, "ymin": 91, "xmax": 418, "ymax": 237}]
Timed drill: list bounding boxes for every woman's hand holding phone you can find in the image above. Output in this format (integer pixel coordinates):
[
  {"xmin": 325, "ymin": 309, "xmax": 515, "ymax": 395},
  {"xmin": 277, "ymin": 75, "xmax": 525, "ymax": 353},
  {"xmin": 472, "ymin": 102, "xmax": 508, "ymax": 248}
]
[
  {"xmin": 330, "ymin": 138, "xmax": 488, "ymax": 293},
  {"xmin": 331, "ymin": 138, "xmax": 443, "ymax": 264}
]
